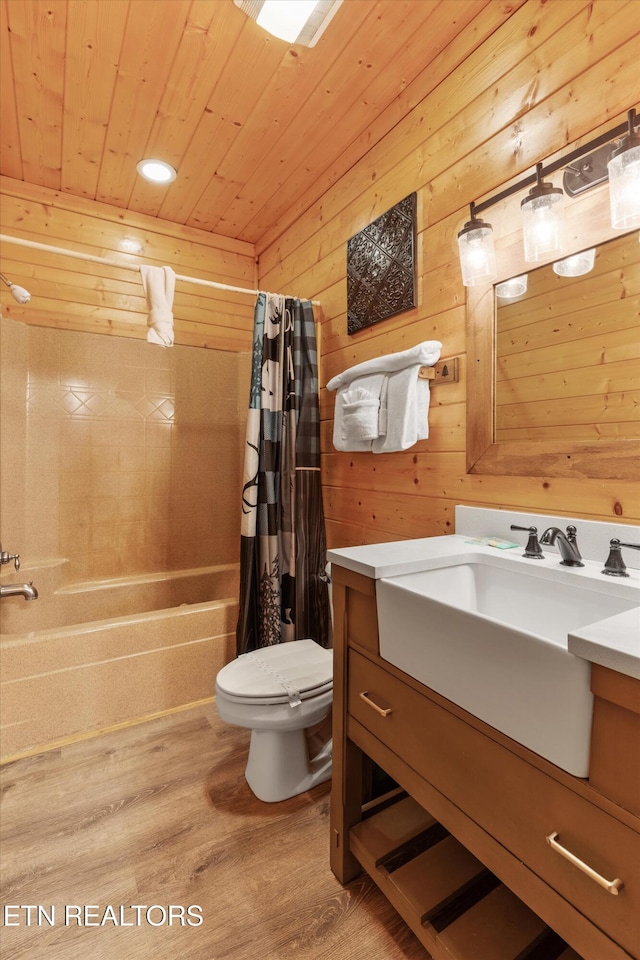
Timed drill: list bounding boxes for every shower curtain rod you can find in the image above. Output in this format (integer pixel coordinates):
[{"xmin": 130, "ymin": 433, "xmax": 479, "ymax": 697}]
[{"xmin": 0, "ymin": 234, "xmax": 320, "ymax": 305}]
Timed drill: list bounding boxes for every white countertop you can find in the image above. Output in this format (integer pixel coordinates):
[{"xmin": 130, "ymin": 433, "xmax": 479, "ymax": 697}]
[
  {"xmin": 569, "ymin": 608, "xmax": 640, "ymax": 680},
  {"xmin": 327, "ymin": 534, "xmax": 640, "ymax": 680}
]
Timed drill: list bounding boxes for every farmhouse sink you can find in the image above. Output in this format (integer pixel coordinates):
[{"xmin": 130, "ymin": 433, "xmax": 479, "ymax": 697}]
[{"xmin": 376, "ymin": 553, "xmax": 640, "ymax": 777}]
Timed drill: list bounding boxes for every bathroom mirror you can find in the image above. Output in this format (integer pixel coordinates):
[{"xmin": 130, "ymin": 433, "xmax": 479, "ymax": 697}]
[{"xmin": 467, "ymin": 230, "xmax": 640, "ymax": 480}]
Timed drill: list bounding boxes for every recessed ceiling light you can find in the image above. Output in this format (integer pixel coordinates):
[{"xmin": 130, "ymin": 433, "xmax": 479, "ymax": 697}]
[{"xmin": 136, "ymin": 159, "xmax": 177, "ymax": 184}]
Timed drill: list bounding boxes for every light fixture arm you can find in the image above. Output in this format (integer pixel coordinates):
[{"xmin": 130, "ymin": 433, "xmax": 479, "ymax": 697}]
[
  {"xmin": 625, "ymin": 107, "xmax": 637, "ymax": 138},
  {"xmin": 472, "ymin": 105, "xmax": 639, "ymax": 218}
]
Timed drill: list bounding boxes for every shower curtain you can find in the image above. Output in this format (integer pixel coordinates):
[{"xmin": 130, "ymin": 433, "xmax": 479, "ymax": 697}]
[{"xmin": 236, "ymin": 293, "xmax": 332, "ymax": 655}]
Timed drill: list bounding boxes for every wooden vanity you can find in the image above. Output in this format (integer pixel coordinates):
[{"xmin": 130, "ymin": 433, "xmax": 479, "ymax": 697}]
[{"xmin": 330, "ymin": 563, "xmax": 640, "ymax": 960}]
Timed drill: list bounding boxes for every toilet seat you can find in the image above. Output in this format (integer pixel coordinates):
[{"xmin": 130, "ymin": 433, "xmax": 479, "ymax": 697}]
[
  {"xmin": 216, "ymin": 638, "xmax": 332, "ymax": 706},
  {"xmin": 215, "ymin": 638, "xmax": 333, "ymax": 802}
]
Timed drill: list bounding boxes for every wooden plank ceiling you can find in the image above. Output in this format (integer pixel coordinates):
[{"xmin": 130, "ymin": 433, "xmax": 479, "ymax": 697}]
[{"xmin": 0, "ymin": 0, "xmax": 492, "ymax": 247}]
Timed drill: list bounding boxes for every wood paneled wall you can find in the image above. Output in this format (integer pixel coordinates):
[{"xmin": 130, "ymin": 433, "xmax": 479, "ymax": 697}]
[
  {"xmin": 258, "ymin": 0, "xmax": 640, "ymax": 546},
  {"xmin": 0, "ymin": 176, "xmax": 256, "ymax": 351}
]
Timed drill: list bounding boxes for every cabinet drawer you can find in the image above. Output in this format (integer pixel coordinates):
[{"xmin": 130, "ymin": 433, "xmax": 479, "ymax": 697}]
[{"xmin": 348, "ymin": 649, "xmax": 640, "ymax": 957}]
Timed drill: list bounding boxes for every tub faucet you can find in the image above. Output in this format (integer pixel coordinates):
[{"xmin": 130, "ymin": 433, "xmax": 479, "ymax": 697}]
[
  {"xmin": 540, "ymin": 525, "xmax": 584, "ymax": 567},
  {"xmin": 0, "ymin": 581, "xmax": 38, "ymax": 600}
]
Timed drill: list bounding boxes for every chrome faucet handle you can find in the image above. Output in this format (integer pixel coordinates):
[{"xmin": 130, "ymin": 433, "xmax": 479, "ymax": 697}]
[
  {"xmin": 602, "ymin": 539, "xmax": 640, "ymax": 578},
  {"xmin": 566, "ymin": 525, "xmax": 578, "ymax": 544},
  {"xmin": 510, "ymin": 524, "xmax": 544, "ymax": 559},
  {"xmin": 0, "ymin": 549, "xmax": 20, "ymax": 571}
]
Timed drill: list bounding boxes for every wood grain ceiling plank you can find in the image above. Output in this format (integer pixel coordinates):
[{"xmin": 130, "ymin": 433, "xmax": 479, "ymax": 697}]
[
  {"xmin": 0, "ymin": 0, "xmax": 23, "ymax": 180},
  {"xmin": 256, "ymin": 0, "xmax": 504, "ymax": 263},
  {"xmin": 95, "ymin": 0, "xmax": 192, "ymax": 209},
  {"xmin": 127, "ymin": 0, "xmax": 246, "ymax": 218},
  {"xmin": 221, "ymin": 2, "xmax": 472, "ymax": 246},
  {"xmin": 6, "ymin": 0, "xmax": 66, "ymax": 189},
  {"xmin": 61, "ymin": 0, "xmax": 129, "ymax": 200},
  {"xmin": 155, "ymin": 20, "xmax": 287, "ymax": 226},
  {"xmin": 214, "ymin": 0, "xmax": 441, "ymax": 241},
  {"xmin": 185, "ymin": 0, "xmax": 374, "ymax": 232}
]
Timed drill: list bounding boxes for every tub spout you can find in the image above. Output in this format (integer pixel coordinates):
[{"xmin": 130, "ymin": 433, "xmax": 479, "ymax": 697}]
[{"xmin": 0, "ymin": 581, "xmax": 38, "ymax": 600}]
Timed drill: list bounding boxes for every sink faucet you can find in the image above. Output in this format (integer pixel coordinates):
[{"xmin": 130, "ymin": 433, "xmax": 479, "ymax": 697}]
[
  {"xmin": 0, "ymin": 581, "xmax": 38, "ymax": 600},
  {"xmin": 540, "ymin": 525, "xmax": 584, "ymax": 567}
]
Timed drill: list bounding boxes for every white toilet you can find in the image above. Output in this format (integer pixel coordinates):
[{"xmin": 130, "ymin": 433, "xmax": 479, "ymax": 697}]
[{"xmin": 215, "ymin": 638, "xmax": 333, "ymax": 802}]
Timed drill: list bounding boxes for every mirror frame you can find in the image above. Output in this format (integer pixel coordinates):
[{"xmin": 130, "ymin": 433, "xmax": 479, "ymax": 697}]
[{"xmin": 466, "ymin": 199, "xmax": 640, "ymax": 481}]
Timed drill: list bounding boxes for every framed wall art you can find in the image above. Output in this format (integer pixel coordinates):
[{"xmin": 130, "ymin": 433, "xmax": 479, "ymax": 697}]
[{"xmin": 346, "ymin": 192, "xmax": 417, "ymax": 335}]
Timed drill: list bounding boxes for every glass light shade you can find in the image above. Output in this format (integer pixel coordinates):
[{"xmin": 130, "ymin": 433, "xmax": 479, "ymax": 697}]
[
  {"xmin": 257, "ymin": 0, "xmax": 319, "ymax": 42},
  {"xmin": 495, "ymin": 274, "xmax": 528, "ymax": 299},
  {"xmin": 457, "ymin": 219, "xmax": 497, "ymax": 286},
  {"xmin": 136, "ymin": 159, "xmax": 177, "ymax": 184},
  {"xmin": 521, "ymin": 185, "xmax": 565, "ymax": 262},
  {"xmin": 608, "ymin": 143, "xmax": 640, "ymax": 229},
  {"xmin": 552, "ymin": 248, "xmax": 596, "ymax": 277}
]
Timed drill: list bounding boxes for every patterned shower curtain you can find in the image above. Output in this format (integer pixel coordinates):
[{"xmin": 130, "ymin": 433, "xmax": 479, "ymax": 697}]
[{"xmin": 236, "ymin": 293, "xmax": 332, "ymax": 655}]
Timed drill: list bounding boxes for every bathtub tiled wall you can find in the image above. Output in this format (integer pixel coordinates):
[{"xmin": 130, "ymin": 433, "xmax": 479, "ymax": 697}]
[{"xmin": 1, "ymin": 317, "xmax": 251, "ymax": 582}]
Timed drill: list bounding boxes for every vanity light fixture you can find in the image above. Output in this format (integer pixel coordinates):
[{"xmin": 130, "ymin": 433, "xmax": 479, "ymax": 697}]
[
  {"xmin": 458, "ymin": 104, "xmax": 639, "ymax": 286},
  {"xmin": 608, "ymin": 108, "xmax": 640, "ymax": 230},
  {"xmin": 136, "ymin": 159, "xmax": 177, "ymax": 184},
  {"xmin": 552, "ymin": 248, "xmax": 596, "ymax": 278},
  {"xmin": 233, "ymin": 0, "xmax": 343, "ymax": 46},
  {"xmin": 521, "ymin": 163, "xmax": 566, "ymax": 263},
  {"xmin": 457, "ymin": 203, "xmax": 497, "ymax": 286}
]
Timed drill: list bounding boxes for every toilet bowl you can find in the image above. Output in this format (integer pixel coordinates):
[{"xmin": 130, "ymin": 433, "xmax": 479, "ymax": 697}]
[{"xmin": 215, "ymin": 638, "xmax": 333, "ymax": 802}]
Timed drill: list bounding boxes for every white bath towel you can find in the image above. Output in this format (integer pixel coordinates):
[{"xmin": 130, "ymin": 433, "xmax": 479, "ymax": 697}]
[
  {"xmin": 416, "ymin": 374, "xmax": 431, "ymax": 441},
  {"xmin": 140, "ymin": 265, "xmax": 176, "ymax": 347},
  {"xmin": 326, "ymin": 340, "xmax": 441, "ymax": 393},
  {"xmin": 332, "ymin": 373, "xmax": 386, "ymax": 451},
  {"xmin": 342, "ymin": 385, "xmax": 381, "ymax": 442},
  {"xmin": 372, "ymin": 365, "xmax": 428, "ymax": 453}
]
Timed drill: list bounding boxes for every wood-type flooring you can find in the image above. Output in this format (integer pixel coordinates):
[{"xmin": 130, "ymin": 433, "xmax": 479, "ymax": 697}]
[{"xmin": 0, "ymin": 703, "xmax": 427, "ymax": 960}]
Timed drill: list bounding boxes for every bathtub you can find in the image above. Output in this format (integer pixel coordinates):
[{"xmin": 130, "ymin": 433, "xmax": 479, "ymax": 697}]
[{"xmin": 0, "ymin": 563, "xmax": 239, "ymax": 760}]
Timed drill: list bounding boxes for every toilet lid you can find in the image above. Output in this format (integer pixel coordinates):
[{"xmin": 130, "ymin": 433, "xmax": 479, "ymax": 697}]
[{"xmin": 216, "ymin": 638, "xmax": 333, "ymax": 705}]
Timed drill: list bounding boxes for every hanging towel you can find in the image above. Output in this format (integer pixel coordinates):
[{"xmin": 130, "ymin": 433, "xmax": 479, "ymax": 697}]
[
  {"xmin": 416, "ymin": 374, "xmax": 432, "ymax": 441},
  {"xmin": 332, "ymin": 373, "xmax": 386, "ymax": 451},
  {"xmin": 372, "ymin": 365, "xmax": 426, "ymax": 453},
  {"xmin": 140, "ymin": 265, "xmax": 176, "ymax": 347},
  {"xmin": 326, "ymin": 340, "xmax": 441, "ymax": 393},
  {"xmin": 327, "ymin": 340, "xmax": 441, "ymax": 452}
]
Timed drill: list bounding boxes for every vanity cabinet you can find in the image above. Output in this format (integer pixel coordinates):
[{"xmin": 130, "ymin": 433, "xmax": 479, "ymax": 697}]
[{"xmin": 330, "ymin": 563, "xmax": 640, "ymax": 960}]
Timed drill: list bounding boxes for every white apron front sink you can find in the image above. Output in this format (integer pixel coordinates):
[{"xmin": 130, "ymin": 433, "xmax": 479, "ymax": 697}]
[{"xmin": 376, "ymin": 553, "xmax": 640, "ymax": 777}]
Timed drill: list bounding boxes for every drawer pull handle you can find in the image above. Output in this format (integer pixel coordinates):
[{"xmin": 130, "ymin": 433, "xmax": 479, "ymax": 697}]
[
  {"xmin": 546, "ymin": 832, "xmax": 624, "ymax": 895},
  {"xmin": 359, "ymin": 691, "xmax": 392, "ymax": 718}
]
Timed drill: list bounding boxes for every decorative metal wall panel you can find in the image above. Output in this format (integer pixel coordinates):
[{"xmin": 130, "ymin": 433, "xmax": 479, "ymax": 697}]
[{"xmin": 347, "ymin": 193, "xmax": 417, "ymax": 335}]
